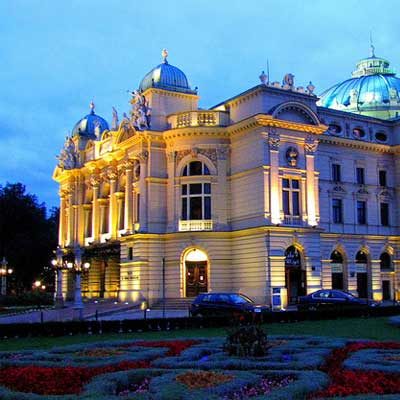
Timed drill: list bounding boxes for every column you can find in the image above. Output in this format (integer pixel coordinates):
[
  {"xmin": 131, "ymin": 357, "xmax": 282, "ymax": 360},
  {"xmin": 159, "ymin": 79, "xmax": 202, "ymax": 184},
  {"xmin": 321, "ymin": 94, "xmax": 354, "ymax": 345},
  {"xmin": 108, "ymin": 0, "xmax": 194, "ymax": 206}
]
[
  {"xmin": 108, "ymin": 168, "xmax": 118, "ymax": 238},
  {"xmin": 90, "ymin": 175, "xmax": 100, "ymax": 242},
  {"xmin": 124, "ymin": 161, "xmax": 134, "ymax": 233},
  {"xmin": 166, "ymin": 151, "xmax": 176, "ymax": 231},
  {"xmin": 321, "ymin": 259, "xmax": 332, "ymax": 289},
  {"xmin": 137, "ymin": 151, "xmax": 148, "ymax": 232},
  {"xmin": 268, "ymin": 130, "xmax": 281, "ymax": 225},
  {"xmin": 58, "ymin": 191, "xmax": 66, "ymax": 246},
  {"xmin": 305, "ymin": 136, "xmax": 319, "ymax": 227},
  {"xmin": 370, "ymin": 259, "xmax": 383, "ymax": 301},
  {"xmin": 215, "ymin": 146, "xmax": 229, "ymax": 230},
  {"xmin": 66, "ymin": 185, "xmax": 74, "ymax": 246}
]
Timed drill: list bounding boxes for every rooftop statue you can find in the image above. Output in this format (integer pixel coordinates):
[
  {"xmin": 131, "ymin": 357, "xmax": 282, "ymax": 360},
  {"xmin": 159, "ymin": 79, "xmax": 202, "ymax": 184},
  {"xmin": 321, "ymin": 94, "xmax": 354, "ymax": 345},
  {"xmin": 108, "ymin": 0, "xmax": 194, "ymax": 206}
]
[
  {"xmin": 111, "ymin": 107, "xmax": 119, "ymax": 130},
  {"xmin": 283, "ymin": 73, "xmax": 295, "ymax": 89},
  {"xmin": 57, "ymin": 136, "xmax": 80, "ymax": 170},
  {"xmin": 130, "ymin": 90, "xmax": 151, "ymax": 130}
]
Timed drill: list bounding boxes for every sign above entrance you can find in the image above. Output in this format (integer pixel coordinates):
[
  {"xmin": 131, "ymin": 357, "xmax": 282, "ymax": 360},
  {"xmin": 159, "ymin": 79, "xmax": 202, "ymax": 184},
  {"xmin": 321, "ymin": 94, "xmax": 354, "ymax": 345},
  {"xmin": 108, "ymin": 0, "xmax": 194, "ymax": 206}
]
[{"xmin": 285, "ymin": 247, "xmax": 301, "ymax": 267}]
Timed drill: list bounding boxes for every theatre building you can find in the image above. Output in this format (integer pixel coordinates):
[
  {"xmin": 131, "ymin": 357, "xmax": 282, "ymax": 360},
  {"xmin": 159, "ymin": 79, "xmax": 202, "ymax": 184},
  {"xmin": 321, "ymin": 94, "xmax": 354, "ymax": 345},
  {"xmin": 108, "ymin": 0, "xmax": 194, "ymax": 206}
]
[{"xmin": 53, "ymin": 48, "xmax": 400, "ymax": 307}]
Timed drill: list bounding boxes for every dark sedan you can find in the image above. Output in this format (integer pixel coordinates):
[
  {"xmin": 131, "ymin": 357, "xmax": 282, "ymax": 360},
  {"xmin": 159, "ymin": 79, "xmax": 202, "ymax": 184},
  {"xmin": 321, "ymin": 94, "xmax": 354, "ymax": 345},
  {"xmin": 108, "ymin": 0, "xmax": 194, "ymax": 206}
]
[
  {"xmin": 190, "ymin": 292, "xmax": 270, "ymax": 318},
  {"xmin": 298, "ymin": 289, "xmax": 379, "ymax": 311}
]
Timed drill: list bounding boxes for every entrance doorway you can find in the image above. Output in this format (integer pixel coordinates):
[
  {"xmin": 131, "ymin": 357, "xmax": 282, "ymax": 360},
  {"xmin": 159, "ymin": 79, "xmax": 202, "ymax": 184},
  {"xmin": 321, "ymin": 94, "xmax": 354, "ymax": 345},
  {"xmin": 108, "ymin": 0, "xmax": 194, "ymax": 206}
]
[
  {"xmin": 185, "ymin": 262, "xmax": 207, "ymax": 297},
  {"xmin": 285, "ymin": 246, "xmax": 306, "ymax": 304},
  {"xmin": 382, "ymin": 280, "xmax": 391, "ymax": 300},
  {"xmin": 355, "ymin": 250, "xmax": 369, "ymax": 299},
  {"xmin": 184, "ymin": 248, "xmax": 208, "ymax": 297},
  {"xmin": 331, "ymin": 250, "xmax": 344, "ymax": 290}
]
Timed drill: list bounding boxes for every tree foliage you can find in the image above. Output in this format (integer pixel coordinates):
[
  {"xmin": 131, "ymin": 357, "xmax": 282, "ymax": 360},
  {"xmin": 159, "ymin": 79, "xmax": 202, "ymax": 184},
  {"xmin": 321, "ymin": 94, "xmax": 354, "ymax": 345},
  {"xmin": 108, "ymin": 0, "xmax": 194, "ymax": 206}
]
[{"xmin": 0, "ymin": 183, "xmax": 58, "ymax": 292}]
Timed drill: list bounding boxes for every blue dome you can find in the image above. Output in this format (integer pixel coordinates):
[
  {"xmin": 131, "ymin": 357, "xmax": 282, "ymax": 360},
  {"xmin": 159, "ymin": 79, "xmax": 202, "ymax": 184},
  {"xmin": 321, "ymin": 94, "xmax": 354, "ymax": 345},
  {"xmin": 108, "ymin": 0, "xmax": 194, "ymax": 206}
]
[
  {"xmin": 139, "ymin": 52, "xmax": 196, "ymax": 94},
  {"xmin": 318, "ymin": 52, "xmax": 400, "ymax": 119},
  {"xmin": 72, "ymin": 103, "xmax": 109, "ymax": 139}
]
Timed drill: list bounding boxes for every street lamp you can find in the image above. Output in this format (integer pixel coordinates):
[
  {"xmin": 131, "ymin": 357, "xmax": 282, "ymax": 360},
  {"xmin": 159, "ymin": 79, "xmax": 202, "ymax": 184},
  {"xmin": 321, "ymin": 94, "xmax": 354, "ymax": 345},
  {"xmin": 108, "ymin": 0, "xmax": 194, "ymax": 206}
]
[
  {"xmin": 0, "ymin": 257, "xmax": 13, "ymax": 296},
  {"xmin": 51, "ymin": 246, "xmax": 65, "ymax": 308},
  {"xmin": 67, "ymin": 245, "xmax": 90, "ymax": 320}
]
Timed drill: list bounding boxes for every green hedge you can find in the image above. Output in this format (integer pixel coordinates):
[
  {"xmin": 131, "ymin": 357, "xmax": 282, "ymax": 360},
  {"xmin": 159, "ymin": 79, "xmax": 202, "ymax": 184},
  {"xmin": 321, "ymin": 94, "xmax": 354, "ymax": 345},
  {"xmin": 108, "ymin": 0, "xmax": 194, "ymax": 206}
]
[
  {"xmin": 343, "ymin": 348, "xmax": 400, "ymax": 373},
  {"xmin": 0, "ymin": 292, "xmax": 53, "ymax": 307},
  {"xmin": 82, "ymin": 368, "xmax": 329, "ymax": 400}
]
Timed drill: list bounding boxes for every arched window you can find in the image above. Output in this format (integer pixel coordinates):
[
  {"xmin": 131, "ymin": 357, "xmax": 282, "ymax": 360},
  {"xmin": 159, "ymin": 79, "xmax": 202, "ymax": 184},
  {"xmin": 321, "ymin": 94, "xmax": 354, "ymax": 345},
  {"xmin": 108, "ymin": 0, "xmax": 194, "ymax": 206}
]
[
  {"xmin": 180, "ymin": 161, "xmax": 212, "ymax": 227},
  {"xmin": 380, "ymin": 252, "xmax": 392, "ymax": 270},
  {"xmin": 331, "ymin": 250, "xmax": 343, "ymax": 264},
  {"xmin": 355, "ymin": 251, "xmax": 368, "ymax": 263},
  {"xmin": 182, "ymin": 161, "xmax": 210, "ymax": 176}
]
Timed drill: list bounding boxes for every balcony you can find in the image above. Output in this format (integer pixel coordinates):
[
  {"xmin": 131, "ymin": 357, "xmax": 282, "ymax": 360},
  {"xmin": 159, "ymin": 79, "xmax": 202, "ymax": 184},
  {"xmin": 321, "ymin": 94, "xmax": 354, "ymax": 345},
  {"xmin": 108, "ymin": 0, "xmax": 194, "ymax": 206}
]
[
  {"xmin": 168, "ymin": 111, "xmax": 229, "ymax": 129},
  {"xmin": 283, "ymin": 216, "xmax": 303, "ymax": 226},
  {"xmin": 179, "ymin": 220, "xmax": 213, "ymax": 232}
]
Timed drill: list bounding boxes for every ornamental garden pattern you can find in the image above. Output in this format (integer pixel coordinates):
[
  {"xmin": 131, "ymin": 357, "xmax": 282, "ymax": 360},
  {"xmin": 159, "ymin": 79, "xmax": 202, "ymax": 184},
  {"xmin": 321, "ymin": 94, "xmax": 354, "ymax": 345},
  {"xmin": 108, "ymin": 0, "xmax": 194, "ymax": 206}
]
[{"xmin": 0, "ymin": 336, "xmax": 398, "ymax": 399}]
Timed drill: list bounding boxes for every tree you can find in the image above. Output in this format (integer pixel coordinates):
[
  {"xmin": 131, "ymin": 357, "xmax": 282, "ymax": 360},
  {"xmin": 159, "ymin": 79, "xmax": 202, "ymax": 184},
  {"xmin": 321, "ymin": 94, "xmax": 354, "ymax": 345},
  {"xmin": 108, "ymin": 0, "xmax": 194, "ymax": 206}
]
[{"xmin": 0, "ymin": 183, "xmax": 58, "ymax": 292}]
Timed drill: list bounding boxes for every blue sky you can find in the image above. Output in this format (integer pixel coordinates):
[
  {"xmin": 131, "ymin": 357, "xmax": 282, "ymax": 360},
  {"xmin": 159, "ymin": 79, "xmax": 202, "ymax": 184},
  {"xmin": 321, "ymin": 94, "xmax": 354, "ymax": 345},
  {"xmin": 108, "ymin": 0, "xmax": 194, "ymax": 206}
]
[{"xmin": 0, "ymin": 0, "xmax": 399, "ymax": 208}]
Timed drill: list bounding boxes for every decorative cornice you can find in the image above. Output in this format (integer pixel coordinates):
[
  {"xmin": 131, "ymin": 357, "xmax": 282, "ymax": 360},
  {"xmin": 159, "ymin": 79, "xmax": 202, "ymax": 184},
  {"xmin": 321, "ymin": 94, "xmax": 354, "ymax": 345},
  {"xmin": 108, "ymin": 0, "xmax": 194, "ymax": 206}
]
[
  {"xmin": 319, "ymin": 135, "xmax": 392, "ymax": 153},
  {"xmin": 254, "ymin": 114, "xmax": 327, "ymax": 134}
]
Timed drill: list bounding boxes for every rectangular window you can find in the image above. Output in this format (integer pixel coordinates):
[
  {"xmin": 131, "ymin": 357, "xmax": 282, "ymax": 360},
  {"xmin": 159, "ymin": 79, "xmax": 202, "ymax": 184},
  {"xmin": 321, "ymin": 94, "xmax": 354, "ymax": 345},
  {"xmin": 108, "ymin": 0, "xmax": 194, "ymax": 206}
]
[
  {"xmin": 380, "ymin": 202, "xmax": 389, "ymax": 226},
  {"xmin": 189, "ymin": 197, "xmax": 202, "ymax": 219},
  {"xmin": 332, "ymin": 164, "xmax": 341, "ymax": 182},
  {"xmin": 356, "ymin": 167, "xmax": 365, "ymax": 185},
  {"xmin": 357, "ymin": 201, "xmax": 366, "ymax": 224},
  {"xmin": 204, "ymin": 196, "xmax": 211, "ymax": 219},
  {"xmin": 332, "ymin": 199, "xmax": 343, "ymax": 223},
  {"xmin": 282, "ymin": 178, "xmax": 300, "ymax": 217},
  {"xmin": 128, "ymin": 247, "xmax": 133, "ymax": 260},
  {"xmin": 379, "ymin": 170, "xmax": 387, "ymax": 187},
  {"xmin": 181, "ymin": 198, "xmax": 187, "ymax": 220},
  {"xmin": 283, "ymin": 191, "xmax": 290, "ymax": 215},
  {"xmin": 189, "ymin": 183, "xmax": 202, "ymax": 195}
]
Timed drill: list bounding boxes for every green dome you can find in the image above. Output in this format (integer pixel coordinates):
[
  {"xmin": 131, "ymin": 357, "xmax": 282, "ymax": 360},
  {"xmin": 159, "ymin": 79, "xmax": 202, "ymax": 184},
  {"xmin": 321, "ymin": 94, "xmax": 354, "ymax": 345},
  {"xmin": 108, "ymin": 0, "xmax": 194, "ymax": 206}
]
[{"xmin": 318, "ymin": 49, "xmax": 400, "ymax": 119}]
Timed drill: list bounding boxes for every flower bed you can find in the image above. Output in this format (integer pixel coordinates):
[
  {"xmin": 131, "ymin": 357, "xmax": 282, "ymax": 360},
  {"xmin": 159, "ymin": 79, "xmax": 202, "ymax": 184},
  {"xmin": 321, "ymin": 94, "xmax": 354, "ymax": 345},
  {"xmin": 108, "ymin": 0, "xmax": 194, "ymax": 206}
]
[
  {"xmin": 0, "ymin": 336, "xmax": 398, "ymax": 399},
  {"xmin": 311, "ymin": 341, "xmax": 400, "ymax": 398}
]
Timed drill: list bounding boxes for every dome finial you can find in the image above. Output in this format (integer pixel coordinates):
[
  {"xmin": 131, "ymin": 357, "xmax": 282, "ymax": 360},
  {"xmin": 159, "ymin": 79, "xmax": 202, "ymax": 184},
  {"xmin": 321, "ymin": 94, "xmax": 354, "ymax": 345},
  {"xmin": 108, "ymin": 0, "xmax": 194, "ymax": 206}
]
[
  {"xmin": 89, "ymin": 101, "xmax": 95, "ymax": 114},
  {"xmin": 161, "ymin": 48, "xmax": 168, "ymax": 64},
  {"xmin": 369, "ymin": 31, "xmax": 375, "ymax": 58}
]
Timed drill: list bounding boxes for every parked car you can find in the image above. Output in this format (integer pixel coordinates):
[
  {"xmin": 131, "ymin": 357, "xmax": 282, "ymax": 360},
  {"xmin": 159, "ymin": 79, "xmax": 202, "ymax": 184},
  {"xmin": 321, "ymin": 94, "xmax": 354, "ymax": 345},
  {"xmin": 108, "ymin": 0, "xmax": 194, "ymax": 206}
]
[
  {"xmin": 298, "ymin": 289, "xmax": 380, "ymax": 311},
  {"xmin": 190, "ymin": 292, "xmax": 270, "ymax": 318}
]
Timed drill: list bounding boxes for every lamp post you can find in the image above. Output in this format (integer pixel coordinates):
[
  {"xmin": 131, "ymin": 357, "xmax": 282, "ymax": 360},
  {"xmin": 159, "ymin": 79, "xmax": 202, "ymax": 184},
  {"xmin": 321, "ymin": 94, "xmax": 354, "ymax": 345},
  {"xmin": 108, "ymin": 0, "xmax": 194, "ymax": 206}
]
[
  {"xmin": 0, "ymin": 257, "xmax": 13, "ymax": 296},
  {"xmin": 67, "ymin": 245, "xmax": 90, "ymax": 320},
  {"xmin": 51, "ymin": 247, "xmax": 65, "ymax": 308}
]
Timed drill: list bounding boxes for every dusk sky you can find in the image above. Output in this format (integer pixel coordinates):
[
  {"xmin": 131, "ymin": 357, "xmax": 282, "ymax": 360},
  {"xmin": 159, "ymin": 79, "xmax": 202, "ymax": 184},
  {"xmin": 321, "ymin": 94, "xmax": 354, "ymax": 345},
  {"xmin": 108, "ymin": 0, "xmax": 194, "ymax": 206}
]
[{"xmin": 1, "ymin": 0, "xmax": 399, "ymax": 209}]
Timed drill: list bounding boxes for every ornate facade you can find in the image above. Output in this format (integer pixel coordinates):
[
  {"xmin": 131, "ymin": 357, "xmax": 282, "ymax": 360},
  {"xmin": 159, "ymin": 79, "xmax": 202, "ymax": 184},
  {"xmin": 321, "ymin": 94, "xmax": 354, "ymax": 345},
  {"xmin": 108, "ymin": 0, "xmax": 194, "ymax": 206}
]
[{"xmin": 53, "ymin": 49, "xmax": 400, "ymax": 307}]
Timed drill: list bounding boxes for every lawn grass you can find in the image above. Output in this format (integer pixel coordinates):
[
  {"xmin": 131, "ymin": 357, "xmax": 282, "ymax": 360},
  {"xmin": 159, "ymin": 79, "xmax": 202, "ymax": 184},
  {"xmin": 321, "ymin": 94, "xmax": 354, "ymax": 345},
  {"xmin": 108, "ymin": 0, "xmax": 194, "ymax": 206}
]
[{"xmin": 0, "ymin": 316, "xmax": 397, "ymax": 351}]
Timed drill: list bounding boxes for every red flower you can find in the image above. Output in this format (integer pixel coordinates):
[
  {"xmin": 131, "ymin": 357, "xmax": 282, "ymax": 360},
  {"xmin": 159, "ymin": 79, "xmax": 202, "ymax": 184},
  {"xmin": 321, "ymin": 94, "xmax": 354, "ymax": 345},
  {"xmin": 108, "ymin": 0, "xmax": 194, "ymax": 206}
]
[
  {"xmin": 128, "ymin": 339, "xmax": 200, "ymax": 356},
  {"xmin": 0, "ymin": 360, "xmax": 149, "ymax": 395},
  {"xmin": 311, "ymin": 341, "xmax": 400, "ymax": 398}
]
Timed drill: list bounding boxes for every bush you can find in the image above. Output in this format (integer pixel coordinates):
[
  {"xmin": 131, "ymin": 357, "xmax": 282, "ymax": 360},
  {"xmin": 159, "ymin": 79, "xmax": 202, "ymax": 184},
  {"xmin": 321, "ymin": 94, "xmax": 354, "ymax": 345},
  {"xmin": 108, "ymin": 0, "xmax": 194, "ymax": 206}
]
[
  {"xmin": 0, "ymin": 292, "xmax": 53, "ymax": 307},
  {"xmin": 223, "ymin": 325, "xmax": 269, "ymax": 357}
]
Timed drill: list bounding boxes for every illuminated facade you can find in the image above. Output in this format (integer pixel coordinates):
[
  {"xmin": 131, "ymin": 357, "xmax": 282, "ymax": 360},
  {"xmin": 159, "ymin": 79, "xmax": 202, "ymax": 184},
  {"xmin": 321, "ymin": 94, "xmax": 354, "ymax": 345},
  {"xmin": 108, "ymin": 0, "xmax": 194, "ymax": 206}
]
[{"xmin": 53, "ymin": 49, "xmax": 400, "ymax": 306}]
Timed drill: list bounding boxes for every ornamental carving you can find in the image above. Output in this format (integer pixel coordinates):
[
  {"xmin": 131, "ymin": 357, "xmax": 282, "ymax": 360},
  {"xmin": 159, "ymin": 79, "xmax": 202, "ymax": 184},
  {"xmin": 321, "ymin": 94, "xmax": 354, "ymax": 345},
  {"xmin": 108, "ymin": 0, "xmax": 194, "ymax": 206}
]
[
  {"xmin": 216, "ymin": 146, "xmax": 229, "ymax": 160},
  {"xmin": 175, "ymin": 148, "xmax": 217, "ymax": 164},
  {"xmin": 166, "ymin": 151, "xmax": 176, "ymax": 163},
  {"xmin": 106, "ymin": 167, "xmax": 119, "ymax": 181},
  {"xmin": 136, "ymin": 150, "xmax": 149, "ymax": 162},
  {"xmin": 120, "ymin": 159, "xmax": 135, "ymax": 171},
  {"xmin": 89, "ymin": 174, "xmax": 101, "ymax": 188},
  {"xmin": 268, "ymin": 132, "xmax": 280, "ymax": 151},
  {"xmin": 305, "ymin": 135, "xmax": 319, "ymax": 155},
  {"xmin": 286, "ymin": 146, "xmax": 298, "ymax": 167}
]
